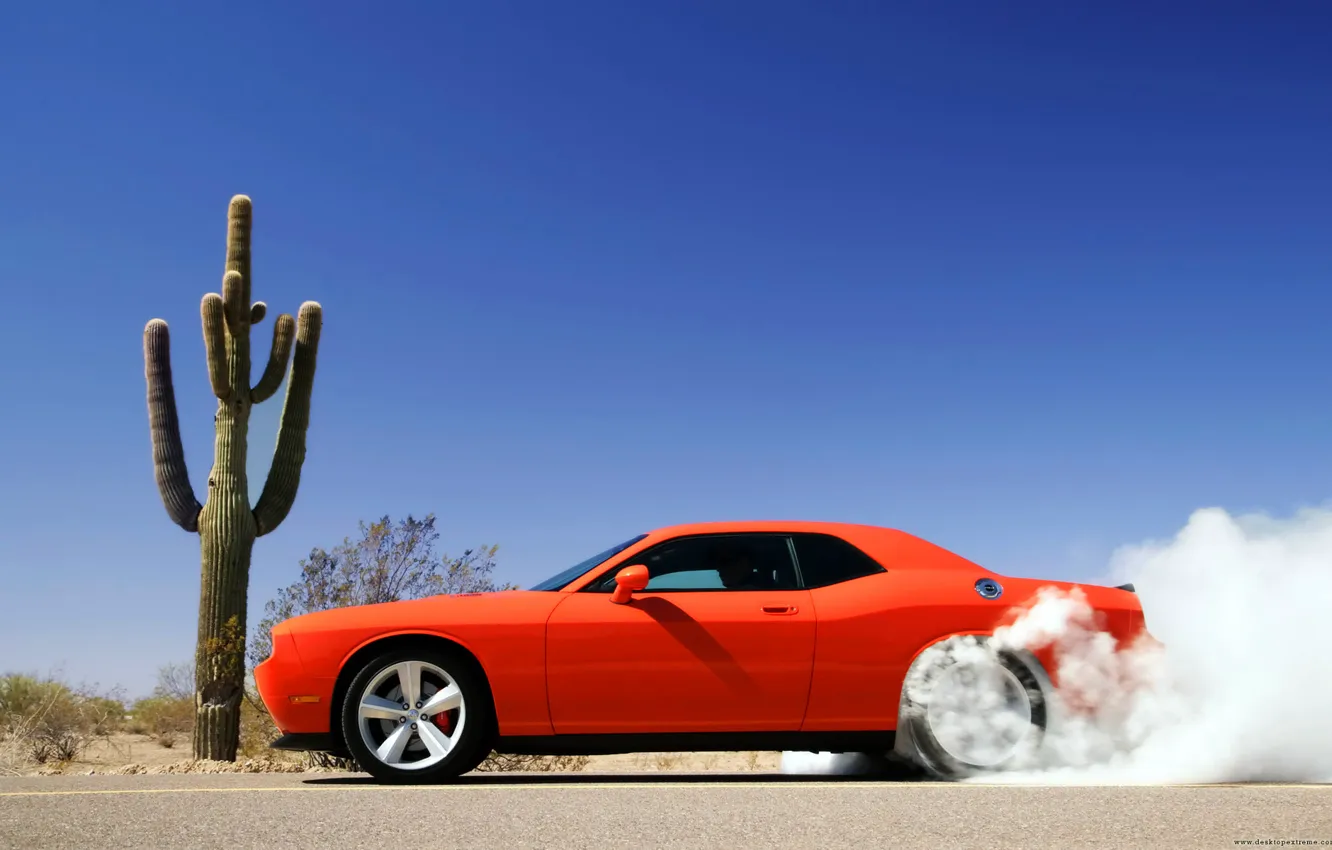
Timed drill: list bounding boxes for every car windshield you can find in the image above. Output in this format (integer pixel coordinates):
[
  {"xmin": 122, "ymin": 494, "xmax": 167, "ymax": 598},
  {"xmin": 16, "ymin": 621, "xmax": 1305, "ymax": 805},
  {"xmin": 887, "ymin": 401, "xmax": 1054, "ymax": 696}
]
[{"xmin": 527, "ymin": 534, "xmax": 648, "ymax": 591}]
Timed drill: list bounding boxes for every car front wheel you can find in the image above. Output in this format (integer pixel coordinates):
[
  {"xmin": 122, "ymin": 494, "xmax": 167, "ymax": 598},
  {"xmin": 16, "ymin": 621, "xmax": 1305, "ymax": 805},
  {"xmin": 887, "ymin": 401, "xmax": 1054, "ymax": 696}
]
[{"xmin": 340, "ymin": 646, "xmax": 494, "ymax": 783}]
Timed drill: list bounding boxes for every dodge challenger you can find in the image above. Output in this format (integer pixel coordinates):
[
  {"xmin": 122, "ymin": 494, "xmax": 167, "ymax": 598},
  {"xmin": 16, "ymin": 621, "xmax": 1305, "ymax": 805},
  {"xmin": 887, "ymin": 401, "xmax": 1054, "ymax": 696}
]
[{"xmin": 253, "ymin": 520, "xmax": 1148, "ymax": 782}]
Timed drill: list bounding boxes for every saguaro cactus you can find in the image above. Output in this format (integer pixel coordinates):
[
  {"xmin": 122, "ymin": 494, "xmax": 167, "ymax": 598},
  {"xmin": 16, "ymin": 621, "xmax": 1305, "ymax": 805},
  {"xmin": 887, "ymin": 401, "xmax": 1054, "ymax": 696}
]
[{"xmin": 143, "ymin": 194, "xmax": 322, "ymax": 761}]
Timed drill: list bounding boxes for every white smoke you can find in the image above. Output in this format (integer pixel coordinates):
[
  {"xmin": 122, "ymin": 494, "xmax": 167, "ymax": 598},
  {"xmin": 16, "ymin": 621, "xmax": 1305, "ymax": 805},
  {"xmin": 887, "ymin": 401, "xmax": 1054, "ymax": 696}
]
[
  {"xmin": 778, "ymin": 751, "xmax": 882, "ymax": 775},
  {"xmin": 781, "ymin": 506, "xmax": 1332, "ymax": 783}
]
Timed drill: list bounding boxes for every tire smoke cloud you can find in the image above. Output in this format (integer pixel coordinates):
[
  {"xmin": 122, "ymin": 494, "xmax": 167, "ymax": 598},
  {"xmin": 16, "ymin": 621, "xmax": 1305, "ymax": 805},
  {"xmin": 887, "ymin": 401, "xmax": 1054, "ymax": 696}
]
[{"xmin": 782, "ymin": 506, "xmax": 1332, "ymax": 783}]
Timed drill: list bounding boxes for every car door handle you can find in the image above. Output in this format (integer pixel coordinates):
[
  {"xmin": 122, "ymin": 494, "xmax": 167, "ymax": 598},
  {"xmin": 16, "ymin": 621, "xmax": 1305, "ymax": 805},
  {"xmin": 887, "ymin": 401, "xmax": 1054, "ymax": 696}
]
[{"xmin": 761, "ymin": 605, "xmax": 798, "ymax": 615}]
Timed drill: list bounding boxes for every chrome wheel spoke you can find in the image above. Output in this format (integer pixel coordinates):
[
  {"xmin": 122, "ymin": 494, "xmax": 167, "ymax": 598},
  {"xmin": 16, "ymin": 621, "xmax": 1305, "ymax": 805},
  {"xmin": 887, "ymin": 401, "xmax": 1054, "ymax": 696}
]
[
  {"xmin": 394, "ymin": 661, "xmax": 423, "ymax": 707},
  {"xmin": 417, "ymin": 721, "xmax": 453, "ymax": 759},
  {"xmin": 420, "ymin": 683, "xmax": 462, "ymax": 716},
  {"xmin": 360, "ymin": 695, "xmax": 403, "ymax": 721},
  {"xmin": 376, "ymin": 723, "xmax": 413, "ymax": 765}
]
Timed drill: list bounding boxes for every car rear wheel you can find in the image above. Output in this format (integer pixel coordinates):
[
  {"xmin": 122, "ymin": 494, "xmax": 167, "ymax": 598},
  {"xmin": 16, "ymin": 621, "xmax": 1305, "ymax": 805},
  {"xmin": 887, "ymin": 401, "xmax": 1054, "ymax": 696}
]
[
  {"xmin": 898, "ymin": 635, "xmax": 1047, "ymax": 780},
  {"xmin": 340, "ymin": 646, "xmax": 494, "ymax": 783}
]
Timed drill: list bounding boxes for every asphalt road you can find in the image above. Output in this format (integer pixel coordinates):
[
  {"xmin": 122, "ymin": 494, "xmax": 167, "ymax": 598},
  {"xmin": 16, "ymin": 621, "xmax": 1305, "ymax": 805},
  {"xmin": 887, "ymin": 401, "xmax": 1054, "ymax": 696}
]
[{"xmin": 1, "ymin": 772, "xmax": 1329, "ymax": 850}]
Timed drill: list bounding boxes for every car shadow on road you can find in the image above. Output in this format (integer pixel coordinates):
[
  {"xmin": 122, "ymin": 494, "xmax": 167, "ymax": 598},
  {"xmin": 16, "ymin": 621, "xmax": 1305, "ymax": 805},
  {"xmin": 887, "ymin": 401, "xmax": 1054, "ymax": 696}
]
[{"xmin": 301, "ymin": 764, "xmax": 931, "ymax": 787}]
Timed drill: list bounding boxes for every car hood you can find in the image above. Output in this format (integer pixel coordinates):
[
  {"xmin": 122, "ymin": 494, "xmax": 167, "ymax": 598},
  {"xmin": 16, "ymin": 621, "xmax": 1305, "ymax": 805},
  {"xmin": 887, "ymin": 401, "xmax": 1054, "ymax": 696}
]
[{"xmin": 276, "ymin": 589, "xmax": 545, "ymax": 632}]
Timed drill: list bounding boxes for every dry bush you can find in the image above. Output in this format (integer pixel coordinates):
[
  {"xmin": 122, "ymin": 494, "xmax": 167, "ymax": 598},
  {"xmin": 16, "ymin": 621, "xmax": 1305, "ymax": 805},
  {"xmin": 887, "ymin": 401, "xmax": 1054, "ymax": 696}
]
[
  {"xmin": 127, "ymin": 661, "xmax": 289, "ymax": 761},
  {"xmin": 154, "ymin": 662, "xmax": 194, "ymax": 702},
  {"xmin": 238, "ymin": 690, "xmax": 277, "ymax": 759},
  {"xmin": 630, "ymin": 750, "xmax": 766, "ymax": 771},
  {"xmin": 474, "ymin": 752, "xmax": 590, "ymax": 773},
  {"xmin": 0, "ymin": 673, "xmax": 126, "ymax": 768},
  {"xmin": 0, "ymin": 711, "xmax": 39, "ymax": 776},
  {"xmin": 124, "ymin": 662, "xmax": 310, "ymax": 763},
  {"xmin": 631, "ymin": 752, "xmax": 688, "ymax": 770},
  {"xmin": 303, "ymin": 750, "xmax": 356, "ymax": 770},
  {"xmin": 105, "ymin": 759, "xmax": 316, "ymax": 775},
  {"xmin": 238, "ymin": 688, "xmax": 315, "ymax": 766},
  {"xmin": 128, "ymin": 695, "xmax": 195, "ymax": 748},
  {"xmin": 128, "ymin": 662, "xmax": 202, "ymax": 747},
  {"xmin": 240, "ymin": 685, "xmax": 355, "ymax": 770}
]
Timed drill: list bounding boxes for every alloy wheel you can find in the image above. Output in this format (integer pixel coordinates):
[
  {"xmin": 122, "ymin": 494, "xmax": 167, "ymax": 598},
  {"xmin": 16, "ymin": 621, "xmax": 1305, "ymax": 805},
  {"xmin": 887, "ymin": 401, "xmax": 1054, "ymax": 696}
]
[{"xmin": 355, "ymin": 659, "xmax": 467, "ymax": 771}]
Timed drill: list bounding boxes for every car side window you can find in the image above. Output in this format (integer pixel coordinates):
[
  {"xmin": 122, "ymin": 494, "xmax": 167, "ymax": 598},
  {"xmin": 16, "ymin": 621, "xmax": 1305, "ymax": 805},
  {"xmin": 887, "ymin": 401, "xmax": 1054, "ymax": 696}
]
[
  {"xmin": 584, "ymin": 533, "xmax": 800, "ymax": 592},
  {"xmin": 790, "ymin": 532, "xmax": 887, "ymax": 588}
]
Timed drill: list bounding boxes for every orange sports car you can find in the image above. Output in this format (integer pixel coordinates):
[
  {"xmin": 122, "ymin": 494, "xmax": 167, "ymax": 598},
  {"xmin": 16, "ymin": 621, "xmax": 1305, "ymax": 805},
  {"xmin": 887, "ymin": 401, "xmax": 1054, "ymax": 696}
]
[{"xmin": 254, "ymin": 520, "xmax": 1148, "ymax": 782}]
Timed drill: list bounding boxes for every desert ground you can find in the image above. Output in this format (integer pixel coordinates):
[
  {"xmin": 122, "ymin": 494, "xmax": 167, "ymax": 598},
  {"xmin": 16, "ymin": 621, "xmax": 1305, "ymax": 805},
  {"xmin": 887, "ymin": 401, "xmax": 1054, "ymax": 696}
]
[{"xmin": 10, "ymin": 730, "xmax": 782, "ymax": 776}]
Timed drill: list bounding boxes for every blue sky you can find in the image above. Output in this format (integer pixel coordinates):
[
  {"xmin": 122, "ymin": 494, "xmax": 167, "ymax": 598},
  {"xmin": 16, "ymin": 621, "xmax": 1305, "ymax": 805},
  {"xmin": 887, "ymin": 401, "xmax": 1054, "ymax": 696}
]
[{"xmin": 2, "ymin": 1, "xmax": 1330, "ymax": 698}]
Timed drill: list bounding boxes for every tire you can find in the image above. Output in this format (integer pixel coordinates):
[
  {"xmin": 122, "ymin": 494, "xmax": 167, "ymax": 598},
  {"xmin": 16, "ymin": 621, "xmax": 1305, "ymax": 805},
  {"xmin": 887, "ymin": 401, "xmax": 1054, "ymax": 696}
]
[
  {"xmin": 898, "ymin": 634, "xmax": 1047, "ymax": 781},
  {"xmin": 340, "ymin": 645, "xmax": 495, "ymax": 783}
]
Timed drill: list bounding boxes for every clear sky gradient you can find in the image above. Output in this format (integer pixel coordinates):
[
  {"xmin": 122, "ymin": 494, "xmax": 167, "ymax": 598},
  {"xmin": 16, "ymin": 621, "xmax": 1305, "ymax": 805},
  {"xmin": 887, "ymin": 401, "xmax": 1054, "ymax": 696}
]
[{"xmin": 3, "ymin": 1, "xmax": 1331, "ymax": 698}]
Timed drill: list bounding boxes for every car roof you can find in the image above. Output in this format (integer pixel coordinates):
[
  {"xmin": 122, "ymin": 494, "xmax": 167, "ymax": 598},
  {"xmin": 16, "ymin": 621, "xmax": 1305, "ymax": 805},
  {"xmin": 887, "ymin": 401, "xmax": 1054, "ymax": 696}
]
[
  {"xmin": 636, "ymin": 519, "xmax": 932, "ymax": 546},
  {"xmin": 642, "ymin": 519, "xmax": 904, "ymax": 539},
  {"xmin": 634, "ymin": 520, "xmax": 987, "ymax": 571}
]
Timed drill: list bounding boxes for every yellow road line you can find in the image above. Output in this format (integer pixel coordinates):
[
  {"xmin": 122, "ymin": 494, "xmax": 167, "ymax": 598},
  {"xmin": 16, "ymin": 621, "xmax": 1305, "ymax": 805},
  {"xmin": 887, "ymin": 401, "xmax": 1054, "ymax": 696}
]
[
  {"xmin": 1, "ymin": 781, "xmax": 1328, "ymax": 798},
  {"xmin": 3, "ymin": 783, "xmax": 894, "ymax": 797}
]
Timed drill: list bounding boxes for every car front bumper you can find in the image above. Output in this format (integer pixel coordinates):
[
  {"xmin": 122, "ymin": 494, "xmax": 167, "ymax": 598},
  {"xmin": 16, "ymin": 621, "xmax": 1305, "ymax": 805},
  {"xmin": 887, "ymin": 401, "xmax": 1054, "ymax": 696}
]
[{"xmin": 253, "ymin": 625, "xmax": 337, "ymax": 737}]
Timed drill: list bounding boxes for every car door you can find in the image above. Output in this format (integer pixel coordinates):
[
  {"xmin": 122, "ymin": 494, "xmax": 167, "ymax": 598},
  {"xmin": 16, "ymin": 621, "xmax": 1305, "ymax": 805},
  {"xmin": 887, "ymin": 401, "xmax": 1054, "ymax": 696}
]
[
  {"xmin": 789, "ymin": 530, "xmax": 906, "ymax": 731},
  {"xmin": 544, "ymin": 532, "xmax": 815, "ymax": 735}
]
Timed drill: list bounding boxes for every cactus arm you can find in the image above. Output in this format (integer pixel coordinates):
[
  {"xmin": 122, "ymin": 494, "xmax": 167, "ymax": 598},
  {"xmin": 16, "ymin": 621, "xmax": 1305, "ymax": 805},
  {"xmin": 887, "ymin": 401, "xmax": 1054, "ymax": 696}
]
[
  {"xmin": 226, "ymin": 195, "xmax": 252, "ymax": 306},
  {"xmin": 249, "ymin": 301, "xmax": 266, "ymax": 324},
  {"xmin": 201, "ymin": 293, "xmax": 230, "ymax": 400},
  {"xmin": 250, "ymin": 312, "xmax": 295, "ymax": 404},
  {"xmin": 252, "ymin": 301, "xmax": 322, "ymax": 536},
  {"xmin": 144, "ymin": 319, "xmax": 204, "ymax": 532},
  {"xmin": 222, "ymin": 270, "xmax": 246, "ymax": 335}
]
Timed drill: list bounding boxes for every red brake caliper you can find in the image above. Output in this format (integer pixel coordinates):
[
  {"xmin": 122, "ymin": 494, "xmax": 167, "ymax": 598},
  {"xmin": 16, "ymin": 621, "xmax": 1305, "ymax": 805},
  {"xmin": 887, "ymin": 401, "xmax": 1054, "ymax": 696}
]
[{"xmin": 432, "ymin": 711, "xmax": 453, "ymax": 734}]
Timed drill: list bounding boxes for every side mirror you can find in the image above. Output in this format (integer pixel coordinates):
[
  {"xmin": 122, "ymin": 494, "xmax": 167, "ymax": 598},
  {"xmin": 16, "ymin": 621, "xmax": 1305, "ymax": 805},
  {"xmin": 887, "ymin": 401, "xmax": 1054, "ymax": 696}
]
[{"xmin": 610, "ymin": 564, "xmax": 650, "ymax": 604}]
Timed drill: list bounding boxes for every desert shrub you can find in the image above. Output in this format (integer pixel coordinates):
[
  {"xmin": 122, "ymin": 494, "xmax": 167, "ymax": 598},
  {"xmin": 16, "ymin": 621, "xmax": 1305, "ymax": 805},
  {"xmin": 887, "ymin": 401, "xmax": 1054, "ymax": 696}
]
[
  {"xmin": 474, "ymin": 752, "xmax": 590, "ymax": 773},
  {"xmin": 238, "ymin": 689, "xmax": 285, "ymax": 760},
  {"xmin": 303, "ymin": 750, "xmax": 356, "ymax": 770},
  {"xmin": 0, "ymin": 711, "xmax": 38, "ymax": 775},
  {"xmin": 82, "ymin": 696, "xmax": 129, "ymax": 736},
  {"xmin": 123, "ymin": 662, "xmax": 313, "ymax": 765},
  {"xmin": 129, "ymin": 695, "xmax": 194, "ymax": 748},
  {"xmin": 0, "ymin": 674, "xmax": 71, "ymax": 722},
  {"xmin": 0, "ymin": 673, "xmax": 126, "ymax": 766},
  {"xmin": 153, "ymin": 661, "xmax": 195, "ymax": 701},
  {"xmin": 242, "ymin": 513, "xmax": 506, "ymax": 773},
  {"xmin": 248, "ymin": 514, "xmax": 508, "ymax": 670},
  {"xmin": 127, "ymin": 662, "xmax": 198, "ymax": 747}
]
